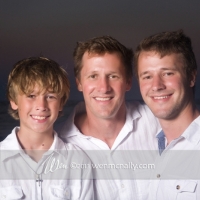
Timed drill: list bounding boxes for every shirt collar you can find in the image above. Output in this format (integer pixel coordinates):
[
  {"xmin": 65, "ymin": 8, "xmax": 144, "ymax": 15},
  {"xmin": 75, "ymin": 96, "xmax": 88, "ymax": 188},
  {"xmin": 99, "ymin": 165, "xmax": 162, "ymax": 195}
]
[
  {"xmin": 62, "ymin": 101, "xmax": 142, "ymax": 139},
  {"xmin": 1, "ymin": 127, "xmax": 66, "ymax": 161},
  {"xmin": 156, "ymin": 130, "xmax": 165, "ymax": 139},
  {"xmin": 60, "ymin": 102, "xmax": 87, "ymax": 138},
  {"xmin": 155, "ymin": 116, "xmax": 200, "ymax": 146},
  {"xmin": 181, "ymin": 116, "xmax": 200, "ymax": 145}
]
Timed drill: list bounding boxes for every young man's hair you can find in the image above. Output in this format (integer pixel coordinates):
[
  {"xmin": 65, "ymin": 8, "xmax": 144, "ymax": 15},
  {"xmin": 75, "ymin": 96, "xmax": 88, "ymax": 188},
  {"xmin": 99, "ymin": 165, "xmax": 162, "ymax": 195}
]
[
  {"xmin": 73, "ymin": 35, "xmax": 133, "ymax": 80},
  {"xmin": 7, "ymin": 57, "xmax": 70, "ymax": 119},
  {"xmin": 134, "ymin": 30, "xmax": 197, "ymax": 81}
]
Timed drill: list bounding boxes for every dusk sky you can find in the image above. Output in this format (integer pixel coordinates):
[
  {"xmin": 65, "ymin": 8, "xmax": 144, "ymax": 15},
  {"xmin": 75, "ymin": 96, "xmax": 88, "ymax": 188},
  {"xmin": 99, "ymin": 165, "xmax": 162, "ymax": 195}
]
[{"xmin": 1, "ymin": 0, "xmax": 200, "ymax": 102}]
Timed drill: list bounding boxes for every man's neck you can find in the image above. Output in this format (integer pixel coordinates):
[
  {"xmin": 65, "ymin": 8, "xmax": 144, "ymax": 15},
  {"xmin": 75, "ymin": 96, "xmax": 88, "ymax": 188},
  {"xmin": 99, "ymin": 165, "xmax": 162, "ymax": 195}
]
[
  {"xmin": 75, "ymin": 110, "xmax": 126, "ymax": 149},
  {"xmin": 159, "ymin": 104, "xmax": 200, "ymax": 144}
]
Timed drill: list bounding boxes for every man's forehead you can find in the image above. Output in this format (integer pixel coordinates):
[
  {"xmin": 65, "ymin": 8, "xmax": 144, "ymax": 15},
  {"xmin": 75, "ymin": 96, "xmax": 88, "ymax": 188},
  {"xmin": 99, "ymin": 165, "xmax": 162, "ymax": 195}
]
[{"xmin": 85, "ymin": 50, "xmax": 123, "ymax": 58}]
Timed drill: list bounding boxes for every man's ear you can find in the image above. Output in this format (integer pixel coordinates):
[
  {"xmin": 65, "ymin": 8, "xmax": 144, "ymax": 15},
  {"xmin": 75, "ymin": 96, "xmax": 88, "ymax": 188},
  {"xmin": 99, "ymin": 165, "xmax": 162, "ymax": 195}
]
[
  {"xmin": 126, "ymin": 78, "xmax": 132, "ymax": 91},
  {"xmin": 76, "ymin": 78, "xmax": 83, "ymax": 91},
  {"xmin": 10, "ymin": 100, "xmax": 18, "ymax": 110},
  {"xmin": 190, "ymin": 70, "xmax": 197, "ymax": 87}
]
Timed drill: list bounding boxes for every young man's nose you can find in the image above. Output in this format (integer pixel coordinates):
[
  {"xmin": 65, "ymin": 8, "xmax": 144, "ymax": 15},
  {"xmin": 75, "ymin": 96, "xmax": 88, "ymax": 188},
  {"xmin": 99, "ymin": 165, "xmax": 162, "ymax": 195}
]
[{"xmin": 151, "ymin": 76, "xmax": 166, "ymax": 91}]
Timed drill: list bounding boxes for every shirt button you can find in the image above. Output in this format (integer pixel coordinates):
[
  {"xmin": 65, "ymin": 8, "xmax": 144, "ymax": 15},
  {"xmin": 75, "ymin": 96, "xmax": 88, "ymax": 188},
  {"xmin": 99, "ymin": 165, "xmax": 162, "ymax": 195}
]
[
  {"xmin": 121, "ymin": 183, "xmax": 124, "ymax": 188},
  {"xmin": 157, "ymin": 174, "xmax": 161, "ymax": 178},
  {"xmin": 176, "ymin": 185, "xmax": 180, "ymax": 190}
]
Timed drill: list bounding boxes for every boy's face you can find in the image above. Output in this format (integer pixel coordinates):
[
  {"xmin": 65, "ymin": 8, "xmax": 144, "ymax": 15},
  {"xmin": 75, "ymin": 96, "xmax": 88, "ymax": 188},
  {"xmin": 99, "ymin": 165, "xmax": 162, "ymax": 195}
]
[{"xmin": 10, "ymin": 84, "xmax": 63, "ymax": 135}]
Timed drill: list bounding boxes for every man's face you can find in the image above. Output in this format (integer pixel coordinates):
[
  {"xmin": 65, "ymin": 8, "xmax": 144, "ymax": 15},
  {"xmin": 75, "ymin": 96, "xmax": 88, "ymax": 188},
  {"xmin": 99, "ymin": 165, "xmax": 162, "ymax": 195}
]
[
  {"xmin": 10, "ymin": 84, "xmax": 62, "ymax": 134},
  {"xmin": 138, "ymin": 51, "xmax": 195, "ymax": 120},
  {"xmin": 76, "ymin": 52, "xmax": 131, "ymax": 120}
]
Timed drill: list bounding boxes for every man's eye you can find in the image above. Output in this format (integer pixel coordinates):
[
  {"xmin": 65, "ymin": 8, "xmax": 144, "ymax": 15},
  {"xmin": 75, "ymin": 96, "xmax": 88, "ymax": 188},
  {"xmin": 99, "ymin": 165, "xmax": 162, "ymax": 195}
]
[
  {"xmin": 89, "ymin": 74, "xmax": 97, "ymax": 79},
  {"xmin": 164, "ymin": 72, "xmax": 174, "ymax": 76},
  {"xmin": 143, "ymin": 76, "xmax": 151, "ymax": 80},
  {"xmin": 109, "ymin": 75, "xmax": 118, "ymax": 79}
]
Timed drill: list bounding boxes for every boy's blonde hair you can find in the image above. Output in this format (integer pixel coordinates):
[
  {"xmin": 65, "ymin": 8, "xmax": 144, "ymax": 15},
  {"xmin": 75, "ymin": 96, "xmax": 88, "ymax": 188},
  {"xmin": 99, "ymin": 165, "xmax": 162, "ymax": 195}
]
[{"xmin": 7, "ymin": 57, "xmax": 70, "ymax": 120}]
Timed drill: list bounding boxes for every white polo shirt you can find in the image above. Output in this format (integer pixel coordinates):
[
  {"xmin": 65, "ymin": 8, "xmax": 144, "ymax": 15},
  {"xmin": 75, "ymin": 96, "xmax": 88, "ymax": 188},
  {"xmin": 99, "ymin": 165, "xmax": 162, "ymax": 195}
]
[
  {"xmin": 148, "ymin": 116, "xmax": 200, "ymax": 200},
  {"xmin": 60, "ymin": 101, "xmax": 161, "ymax": 200},
  {"xmin": 0, "ymin": 127, "xmax": 94, "ymax": 200}
]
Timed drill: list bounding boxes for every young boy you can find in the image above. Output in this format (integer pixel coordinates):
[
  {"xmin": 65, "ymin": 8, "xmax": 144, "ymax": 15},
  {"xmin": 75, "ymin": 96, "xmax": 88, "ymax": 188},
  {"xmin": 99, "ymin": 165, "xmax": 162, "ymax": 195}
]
[{"xmin": 0, "ymin": 57, "xmax": 93, "ymax": 199}]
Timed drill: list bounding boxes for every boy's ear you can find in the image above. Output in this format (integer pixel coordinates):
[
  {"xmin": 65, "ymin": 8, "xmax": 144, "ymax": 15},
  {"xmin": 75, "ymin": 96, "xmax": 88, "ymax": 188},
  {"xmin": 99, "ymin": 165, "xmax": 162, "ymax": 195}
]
[
  {"xmin": 10, "ymin": 100, "xmax": 18, "ymax": 110},
  {"xmin": 59, "ymin": 104, "xmax": 63, "ymax": 112},
  {"xmin": 76, "ymin": 78, "xmax": 83, "ymax": 91}
]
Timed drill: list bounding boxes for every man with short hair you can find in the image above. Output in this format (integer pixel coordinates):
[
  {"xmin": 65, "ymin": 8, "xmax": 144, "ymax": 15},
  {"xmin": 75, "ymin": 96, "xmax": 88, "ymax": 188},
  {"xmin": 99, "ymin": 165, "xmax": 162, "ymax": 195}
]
[
  {"xmin": 61, "ymin": 36, "xmax": 160, "ymax": 200},
  {"xmin": 135, "ymin": 30, "xmax": 200, "ymax": 199}
]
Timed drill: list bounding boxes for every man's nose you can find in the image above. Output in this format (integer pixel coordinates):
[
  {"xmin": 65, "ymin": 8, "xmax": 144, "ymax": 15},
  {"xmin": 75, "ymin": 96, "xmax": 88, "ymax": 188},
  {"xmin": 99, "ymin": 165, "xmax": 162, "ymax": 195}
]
[{"xmin": 97, "ymin": 77, "xmax": 111, "ymax": 93}]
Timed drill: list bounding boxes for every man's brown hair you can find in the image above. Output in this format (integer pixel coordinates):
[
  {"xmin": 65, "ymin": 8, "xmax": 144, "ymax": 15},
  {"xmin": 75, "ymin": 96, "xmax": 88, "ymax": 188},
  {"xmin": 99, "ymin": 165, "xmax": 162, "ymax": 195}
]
[{"xmin": 73, "ymin": 35, "xmax": 133, "ymax": 80}]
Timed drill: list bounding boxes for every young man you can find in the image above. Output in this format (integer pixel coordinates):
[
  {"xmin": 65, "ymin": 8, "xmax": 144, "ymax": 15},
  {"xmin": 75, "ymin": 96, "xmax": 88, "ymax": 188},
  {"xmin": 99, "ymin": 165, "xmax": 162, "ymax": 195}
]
[
  {"xmin": 61, "ymin": 36, "xmax": 160, "ymax": 199},
  {"xmin": 135, "ymin": 30, "xmax": 200, "ymax": 199},
  {"xmin": 0, "ymin": 57, "xmax": 93, "ymax": 199}
]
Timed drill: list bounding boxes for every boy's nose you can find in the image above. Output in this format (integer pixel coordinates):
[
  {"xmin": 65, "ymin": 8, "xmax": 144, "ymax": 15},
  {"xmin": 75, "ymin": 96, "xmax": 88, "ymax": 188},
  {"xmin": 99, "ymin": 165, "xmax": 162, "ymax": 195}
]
[{"xmin": 36, "ymin": 98, "xmax": 48, "ymax": 111}]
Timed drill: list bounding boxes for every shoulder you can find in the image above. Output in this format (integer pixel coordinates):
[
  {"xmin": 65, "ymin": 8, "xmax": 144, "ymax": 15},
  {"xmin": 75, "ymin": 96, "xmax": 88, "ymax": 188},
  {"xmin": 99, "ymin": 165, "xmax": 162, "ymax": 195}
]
[
  {"xmin": 0, "ymin": 127, "xmax": 19, "ymax": 150},
  {"xmin": 126, "ymin": 100, "xmax": 155, "ymax": 117},
  {"xmin": 125, "ymin": 101, "xmax": 161, "ymax": 131},
  {"xmin": 60, "ymin": 102, "xmax": 86, "ymax": 137}
]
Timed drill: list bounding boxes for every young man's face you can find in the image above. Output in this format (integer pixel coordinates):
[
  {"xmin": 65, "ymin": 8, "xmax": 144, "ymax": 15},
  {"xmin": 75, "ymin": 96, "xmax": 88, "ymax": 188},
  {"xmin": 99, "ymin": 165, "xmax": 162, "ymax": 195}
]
[
  {"xmin": 138, "ymin": 51, "xmax": 195, "ymax": 120},
  {"xmin": 76, "ymin": 52, "xmax": 131, "ymax": 120},
  {"xmin": 10, "ymin": 85, "xmax": 62, "ymax": 135}
]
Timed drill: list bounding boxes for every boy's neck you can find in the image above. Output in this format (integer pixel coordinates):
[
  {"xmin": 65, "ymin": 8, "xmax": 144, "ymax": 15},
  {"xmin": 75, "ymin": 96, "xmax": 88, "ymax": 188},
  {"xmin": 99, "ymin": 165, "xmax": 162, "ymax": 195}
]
[{"xmin": 16, "ymin": 128, "xmax": 54, "ymax": 162}]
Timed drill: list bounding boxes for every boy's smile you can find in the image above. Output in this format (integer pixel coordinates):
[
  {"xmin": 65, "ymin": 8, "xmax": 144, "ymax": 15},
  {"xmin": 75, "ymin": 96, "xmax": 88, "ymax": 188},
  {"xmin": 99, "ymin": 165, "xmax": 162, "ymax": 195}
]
[{"xmin": 10, "ymin": 85, "xmax": 62, "ymax": 135}]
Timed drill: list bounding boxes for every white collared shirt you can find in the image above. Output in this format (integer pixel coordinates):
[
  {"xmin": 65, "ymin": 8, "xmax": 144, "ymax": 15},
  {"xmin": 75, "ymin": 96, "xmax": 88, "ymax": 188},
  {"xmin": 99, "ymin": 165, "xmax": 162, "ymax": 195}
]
[
  {"xmin": 60, "ymin": 101, "xmax": 161, "ymax": 200},
  {"xmin": 0, "ymin": 127, "xmax": 94, "ymax": 200},
  {"xmin": 148, "ymin": 116, "xmax": 200, "ymax": 200}
]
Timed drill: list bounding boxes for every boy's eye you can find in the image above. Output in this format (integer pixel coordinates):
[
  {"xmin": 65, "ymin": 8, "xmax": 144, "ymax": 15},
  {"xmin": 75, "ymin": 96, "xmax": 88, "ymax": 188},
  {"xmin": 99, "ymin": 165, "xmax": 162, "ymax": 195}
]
[
  {"xmin": 27, "ymin": 95, "xmax": 35, "ymax": 98},
  {"xmin": 47, "ymin": 95, "xmax": 57, "ymax": 99}
]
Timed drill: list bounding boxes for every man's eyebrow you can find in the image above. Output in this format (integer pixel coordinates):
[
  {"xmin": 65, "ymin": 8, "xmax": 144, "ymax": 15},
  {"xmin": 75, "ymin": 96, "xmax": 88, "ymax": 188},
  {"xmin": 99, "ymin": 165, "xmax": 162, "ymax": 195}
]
[{"xmin": 139, "ymin": 71, "xmax": 150, "ymax": 77}]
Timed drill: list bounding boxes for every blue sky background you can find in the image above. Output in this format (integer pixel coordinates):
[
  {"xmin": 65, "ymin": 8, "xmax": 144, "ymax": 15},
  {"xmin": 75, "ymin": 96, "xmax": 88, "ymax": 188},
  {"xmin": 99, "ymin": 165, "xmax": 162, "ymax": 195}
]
[{"xmin": 1, "ymin": 0, "xmax": 200, "ymax": 102}]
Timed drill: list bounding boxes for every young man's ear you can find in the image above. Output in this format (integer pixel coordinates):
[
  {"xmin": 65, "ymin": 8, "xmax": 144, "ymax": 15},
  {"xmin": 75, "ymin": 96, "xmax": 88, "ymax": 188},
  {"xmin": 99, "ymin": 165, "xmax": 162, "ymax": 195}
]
[
  {"xmin": 126, "ymin": 78, "xmax": 132, "ymax": 91},
  {"xmin": 10, "ymin": 100, "xmax": 18, "ymax": 110},
  {"xmin": 190, "ymin": 70, "xmax": 197, "ymax": 87},
  {"xmin": 76, "ymin": 78, "xmax": 83, "ymax": 91}
]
